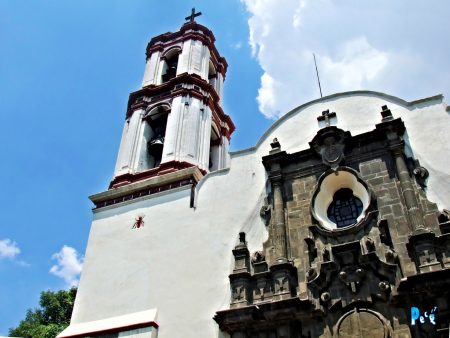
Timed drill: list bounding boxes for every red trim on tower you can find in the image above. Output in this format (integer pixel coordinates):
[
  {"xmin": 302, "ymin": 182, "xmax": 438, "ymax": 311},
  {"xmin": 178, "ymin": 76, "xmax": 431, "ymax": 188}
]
[
  {"xmin": 126, "ymin": 72, "xmax": 235, "ymax": 139},
  {"xmin": 145, "ymin": 22, "xmax": 228, "ymax": 77},
  {"xmin": 109, "ymin": 161, "xmax": 198, "ymax": 189},
  {"xmin": 96, "ymin": 177, "xmax": 197, "ymax": 209}
]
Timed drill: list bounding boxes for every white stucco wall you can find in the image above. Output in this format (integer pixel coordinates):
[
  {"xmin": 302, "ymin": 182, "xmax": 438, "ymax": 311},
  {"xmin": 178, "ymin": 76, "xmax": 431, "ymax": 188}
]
[{"xmin": 72, "ymin": 91, "xmax": 450, "ymax": 338}]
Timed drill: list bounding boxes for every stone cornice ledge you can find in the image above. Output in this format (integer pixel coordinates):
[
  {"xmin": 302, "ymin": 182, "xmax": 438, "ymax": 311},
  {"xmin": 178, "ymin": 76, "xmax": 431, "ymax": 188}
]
[{"xmin": 89, "ymin": 167, "xmax": 203, "ymax": 205}]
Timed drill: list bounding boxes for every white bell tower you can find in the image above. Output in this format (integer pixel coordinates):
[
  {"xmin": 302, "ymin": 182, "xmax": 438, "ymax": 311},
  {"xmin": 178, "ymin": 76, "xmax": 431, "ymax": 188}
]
[{"xmin": 111, "ymin": 9, "xmax": 234, "ymax": 190}]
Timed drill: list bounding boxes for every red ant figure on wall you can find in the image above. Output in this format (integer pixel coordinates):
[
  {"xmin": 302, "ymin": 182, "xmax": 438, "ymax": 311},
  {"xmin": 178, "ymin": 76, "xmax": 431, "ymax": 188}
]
[{"xmin": 132, "ymin": 215, "xmax": 145, "ymax": 229}]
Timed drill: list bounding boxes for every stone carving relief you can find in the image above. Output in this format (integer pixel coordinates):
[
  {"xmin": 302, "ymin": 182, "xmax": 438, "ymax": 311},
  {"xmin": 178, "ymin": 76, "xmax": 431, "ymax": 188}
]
[
  {"xmin": 215, "ymin": 111, "xmax": 449, "ymax": 338},
  {"xmin": 259, "ymin": 198, "xmax": 272, "ymax": 226},
  {"xmin": 310, "ymin": 127, "xmax": 349, "ymax": 170}
]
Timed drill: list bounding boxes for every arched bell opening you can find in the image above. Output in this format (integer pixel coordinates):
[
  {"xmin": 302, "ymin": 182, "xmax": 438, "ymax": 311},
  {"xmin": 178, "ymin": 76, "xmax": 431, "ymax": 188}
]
[
  {"xmin": 138, "ymin": 105, "xmax": 170, "ymax": 171},
  {"xmin": 208, "ymin": 60, "xmax": 217, "ymax": 88},
  {"xmin": 161, "ymin": 48, "xmax": 180, "ymax": 83},
  {"xmin": 209, "ymin": 122, "xmax": 221, "ymax": 171}
]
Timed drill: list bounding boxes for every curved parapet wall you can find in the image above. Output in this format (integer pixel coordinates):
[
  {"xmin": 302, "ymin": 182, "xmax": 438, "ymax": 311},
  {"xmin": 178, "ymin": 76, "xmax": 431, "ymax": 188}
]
[{"xmin": 227, "ymin": 91, "xmax": 449, "ymax": 209}]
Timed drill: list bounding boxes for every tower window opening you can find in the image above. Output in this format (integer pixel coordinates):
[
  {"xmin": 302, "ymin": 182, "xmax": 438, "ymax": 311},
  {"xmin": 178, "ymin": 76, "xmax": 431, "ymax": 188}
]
[
  {"xmin": 327, "ymin": 188, "xmax": 363, "ymax": 228},
  {"xmin": 162, "ymin": 52, "xmax": 179, "ymax": 83},
  {"xmin": 145, "ymin": 108, "xmax": 168, "ymax": 169},
  {"xmin": 208, "ymin": 60, "xmax": 217, "ymax": 88},
  {"xmin": 209, "ymin": 124, "xmax": 221, "ymax": 171}
]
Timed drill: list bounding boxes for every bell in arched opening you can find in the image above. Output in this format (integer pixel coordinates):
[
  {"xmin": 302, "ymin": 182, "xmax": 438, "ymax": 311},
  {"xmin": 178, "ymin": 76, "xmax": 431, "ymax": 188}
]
[
  {"xmin": 145, "ymin": 108, "xmax": 168, "ymax": 169},
  {"xmin": 162, "ymin": 53, "xmax": 179, "ymax": 83},
  {"xmin": 147, "ymin": 134, "xmax": 165, "ymax": 168}
]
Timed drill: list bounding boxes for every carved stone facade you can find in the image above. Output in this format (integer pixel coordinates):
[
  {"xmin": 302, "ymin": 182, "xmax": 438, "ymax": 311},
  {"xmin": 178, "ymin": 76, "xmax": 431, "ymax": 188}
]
[{"xmin": 215, "ymin": 108, "xmax": 450, "ymax": 337}]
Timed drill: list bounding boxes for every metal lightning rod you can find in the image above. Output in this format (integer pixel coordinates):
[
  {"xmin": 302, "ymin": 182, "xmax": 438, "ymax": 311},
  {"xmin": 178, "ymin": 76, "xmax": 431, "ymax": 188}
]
[{"xmin": 313, "ymin": 53, "xmax": 323, "ymax": 98}]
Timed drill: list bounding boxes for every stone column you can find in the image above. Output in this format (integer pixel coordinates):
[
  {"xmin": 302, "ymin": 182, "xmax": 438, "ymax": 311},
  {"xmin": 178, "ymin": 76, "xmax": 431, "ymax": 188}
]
[
  {"xmin": 273, "ymin": 180, "xmax": 288, "ymax": 260},
  {"xmin": 392, "ymin": 148, "xmax": 424, "ymax": 232}
]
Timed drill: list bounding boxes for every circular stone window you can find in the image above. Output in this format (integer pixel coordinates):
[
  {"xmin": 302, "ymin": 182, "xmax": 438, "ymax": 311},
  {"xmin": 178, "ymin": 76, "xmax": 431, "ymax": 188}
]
[
  {"xmin": 327, "ymin": 188, "xmax": 364, "ymax": 228},
  {"xmin": 311, "ymin": 168, "xmax": 371, "ymax": 231}
]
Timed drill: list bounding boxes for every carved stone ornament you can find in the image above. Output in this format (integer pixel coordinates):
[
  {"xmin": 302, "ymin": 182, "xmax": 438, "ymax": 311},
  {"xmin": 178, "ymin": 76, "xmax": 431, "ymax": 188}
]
[
  {"xmin": 413, "ymin": 165, "xmax": 429, "ymax": 188},
  {"xmin": 259, "ymin": 198, "xmax": 271, "ymax": 225},
  {"xmin": 251, "ymin": 251, "xmax": 266, "ymax": 264},
  {"xmin": 338, "ymin": 266, "xmax": 366, "ymax": 294},
  {"xmin": 309, "ymin": 127, "xmax": 349, "ymax": 170}
]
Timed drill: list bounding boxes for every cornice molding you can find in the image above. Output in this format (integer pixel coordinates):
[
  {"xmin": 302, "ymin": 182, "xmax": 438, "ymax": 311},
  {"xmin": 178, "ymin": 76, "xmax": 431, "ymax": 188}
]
[
  {"xmin": 91, "ymin": 165, "xmax": 204, "ymax": 209},
  {"xmin": 146, "ymin": 22, "xmax": 228, "ymax": 76},
  {"xmin": 127, "ymin": 72, "xmax": 235, "ymax": 139}
]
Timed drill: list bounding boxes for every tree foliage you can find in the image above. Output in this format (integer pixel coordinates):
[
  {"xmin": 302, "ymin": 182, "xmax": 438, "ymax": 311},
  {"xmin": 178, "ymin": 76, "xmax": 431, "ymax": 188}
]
[{"xmin": 9, "ymin": 288, "xmax": 76, "ymax": 338}]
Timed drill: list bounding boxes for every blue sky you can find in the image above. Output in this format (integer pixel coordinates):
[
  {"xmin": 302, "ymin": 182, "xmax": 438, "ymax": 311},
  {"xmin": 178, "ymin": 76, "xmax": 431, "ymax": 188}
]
[
  {"xmin": 0, "ymin": 0, "xmax": 265, "ymax": 334},
  {"xmin": 1, "ymin": 0, "xmax": 449, "ymax": 335}
]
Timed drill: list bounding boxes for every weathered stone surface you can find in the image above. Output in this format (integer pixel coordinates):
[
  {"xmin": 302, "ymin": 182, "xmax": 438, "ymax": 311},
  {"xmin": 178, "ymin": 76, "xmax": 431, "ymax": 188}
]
[{"xmin": 216, "ymin": 118, "xmax": 449, "ymax": 338}]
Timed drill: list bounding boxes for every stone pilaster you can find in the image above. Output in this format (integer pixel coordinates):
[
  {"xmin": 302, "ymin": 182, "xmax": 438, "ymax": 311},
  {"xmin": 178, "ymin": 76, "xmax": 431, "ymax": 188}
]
[
  {"xmin": 392, "ymin": 148, "xmax": 424, "ymax": 232},
  {"xmin": 273, "ymin": 180, "xmax": 288, "ymax": 260}
]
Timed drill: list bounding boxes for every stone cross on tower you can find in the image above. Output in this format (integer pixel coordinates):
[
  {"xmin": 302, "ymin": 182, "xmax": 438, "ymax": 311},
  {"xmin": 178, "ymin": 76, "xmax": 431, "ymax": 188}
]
[
  {"xmin": 317, "ymin": 109, "xmax": 337, "ymax": 128},
  {"xmin": 185, "ymin": 8, "xmax": 202, "ymax": 22}
]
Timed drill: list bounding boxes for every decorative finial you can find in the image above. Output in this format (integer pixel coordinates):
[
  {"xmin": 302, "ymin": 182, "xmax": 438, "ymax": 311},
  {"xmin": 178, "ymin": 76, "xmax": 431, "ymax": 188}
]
[
  {"xmin": 239, "ymin": 232, "xmax": 246, "ymax": 243},
  {"xmin": 270, "ymin": 138, "xmax": 280, "ymax": 149},
  {"xmin": 269, "ymin": 138, "xmax": 281, "ymax": 154},
  {"xmin": 380, "ymin": 105, "xmax": 393, "ymax": 122},
  {"xmin": 185, "ymin": 7, "xmax": 202, "ymax": 23},
  {"xmin": 235, "ymin": 232, "xmax": 247, "ymax": 249}
]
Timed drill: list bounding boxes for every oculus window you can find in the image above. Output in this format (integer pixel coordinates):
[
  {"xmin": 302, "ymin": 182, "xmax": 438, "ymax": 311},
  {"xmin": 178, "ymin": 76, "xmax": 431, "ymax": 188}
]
[
  {"xmin": 327, "ymin": 188, "xmax": 363, "ymax": 228},
  {"xmin": 311, "ymin": 167, "xmax": 371, "ymax": 231}
]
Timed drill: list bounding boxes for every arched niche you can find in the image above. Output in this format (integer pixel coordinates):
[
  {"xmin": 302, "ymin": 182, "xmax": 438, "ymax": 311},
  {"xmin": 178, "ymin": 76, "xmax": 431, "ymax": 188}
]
[
  {"xmin": 209, "ymin": 121, "xmax": 221, "ymax": 171},
  {"xmin": 161, "ymin": 47, "xmax": 181, "ymax": 83},
  {"xmin": 208, "ymin": 60, "xmax": 217, "ymax": 88},
  {"xmin": 138, "ymin": 104, "xmax": 171, "ymax": 170}
]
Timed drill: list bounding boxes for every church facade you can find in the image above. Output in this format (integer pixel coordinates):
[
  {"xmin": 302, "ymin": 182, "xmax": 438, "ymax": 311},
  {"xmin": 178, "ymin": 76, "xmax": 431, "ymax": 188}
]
[{"xmin": 58, "ymin": 14, "xmax": 450, "ymax": 338}]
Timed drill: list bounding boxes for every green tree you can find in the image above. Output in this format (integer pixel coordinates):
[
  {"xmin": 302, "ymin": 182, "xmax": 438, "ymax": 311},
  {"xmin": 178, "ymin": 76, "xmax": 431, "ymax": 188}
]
[{"xmin": 9, "ymin": 288, "xmax": 76, "ymax": 338}]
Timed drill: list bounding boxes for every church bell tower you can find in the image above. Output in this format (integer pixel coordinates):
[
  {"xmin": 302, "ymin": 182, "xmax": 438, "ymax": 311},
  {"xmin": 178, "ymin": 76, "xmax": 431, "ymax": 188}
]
[{"xmin": 110, "ymin": 9, "xmax": 234, "ymax": 192}]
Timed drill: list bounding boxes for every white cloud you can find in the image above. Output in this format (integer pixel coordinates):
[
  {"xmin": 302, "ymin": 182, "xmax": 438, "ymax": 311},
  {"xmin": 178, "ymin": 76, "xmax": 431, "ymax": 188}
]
[
  {"xmin": 231, "ymin": 42, "xmax": 243, "ymax": 49},
  {"xmin": 257, "ymin": 73, "xmax": 280, "ymax": 118},
  {"xmin": 50, "ymin": 245, "xmax": 83, "ymax": 288},
  {"xmin": 0, "ymin": 238, "xmax": 21, "ymax": 259},
  {"xmin": 242, "ymin": 0, "xmax": 450, "ymax": 119},
  {"xmin": 292, "ymin": 0, "xmax": 307, "ymax": 28},
  {"xmin": 320, "ymin": 36, "xmax": 388, "ymax": 90}
]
